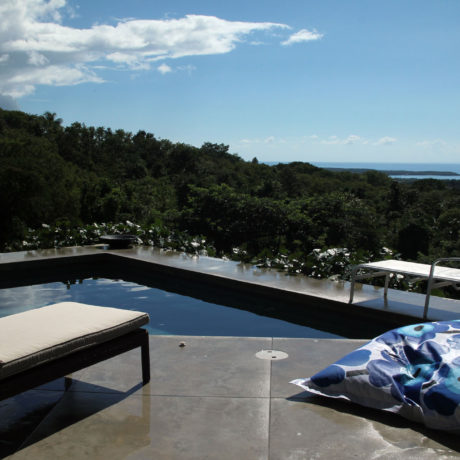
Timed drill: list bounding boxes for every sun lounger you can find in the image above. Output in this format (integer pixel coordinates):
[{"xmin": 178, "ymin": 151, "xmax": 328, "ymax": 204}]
[
  {"xmin": 0, "ymin": 302, "xmax": 150, "ymax": 401},
  {"xmin": 349, "ymin": 258, "xmax": 460, "ymax": 318}
]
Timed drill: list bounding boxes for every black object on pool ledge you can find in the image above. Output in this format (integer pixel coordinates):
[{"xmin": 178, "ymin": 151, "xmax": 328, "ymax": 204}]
[{"xmin": 100, "ymin": 234, "xmax": 137, "ymax": 249}]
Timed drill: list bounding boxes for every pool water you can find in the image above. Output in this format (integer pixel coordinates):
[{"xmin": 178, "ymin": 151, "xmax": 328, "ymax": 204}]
[{"xmin": 0, "ymin": 278, "xmax": 342, "ymax": 338}]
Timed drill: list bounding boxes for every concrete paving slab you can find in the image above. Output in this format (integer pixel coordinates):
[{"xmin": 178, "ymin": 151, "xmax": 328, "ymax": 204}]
[
  {"xmin": 12, "ymin": 392, "xmax": 270, "ymax": 460},
  {"xmin": 270, "ymin": 338, "xmax": 367, "ymax": 398},
  {"xmin": 63, "ymin": 348, "xmax": 148, "ymax": 395},
  {"xmin": 0, "ymin": 389, "xmax": 64, "ymax": 458},
  {"xmin": 69, "ymin": 336, "xmax": 272, "ymax": 398},
  {"xmin": 1, "ymin": 336, "xmax": 459, "ymax": 459},
  {"xmin": 269, "ymin": 397, "xmax": 460, "ymax": 459}
]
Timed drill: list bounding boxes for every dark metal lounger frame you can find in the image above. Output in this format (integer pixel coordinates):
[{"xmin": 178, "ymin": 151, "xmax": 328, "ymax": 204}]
[{"xmin": 0, "ymin": 328, "xmax": 150, "ymax": 402}]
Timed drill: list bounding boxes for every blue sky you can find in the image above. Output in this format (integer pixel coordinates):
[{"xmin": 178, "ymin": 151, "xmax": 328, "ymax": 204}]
[{"xmin": 1, "ymin": 0, "xmax": 459, "ymax": 163}]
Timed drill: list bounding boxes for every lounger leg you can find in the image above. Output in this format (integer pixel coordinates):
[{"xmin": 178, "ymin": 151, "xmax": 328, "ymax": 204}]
[
  {"xmin": 64, "ymin": 375, "xmax": 72, "ymax": 391},
  {"xmin": 423, "ymin": 261, "xmax": 437, "ymax": 320},
  {"xmin": 349, "ymin": 267, "xmax": 358, "ymax": 303},
  {"xmin": 384, "ymin": 273, "xmax": 390, "ymax": 299},
  {"xmin": 141, "ymin": 331, "xmax": 150, "ymax": 384},
  {"xmin": 423, "ymin": 294, "xmax": 432, "ymax": 320}
]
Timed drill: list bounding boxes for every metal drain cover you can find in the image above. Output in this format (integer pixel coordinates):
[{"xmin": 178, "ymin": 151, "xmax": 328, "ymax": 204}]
[{"xmin": 255, "ymin": 349, "xmax": 288, "ymax": 360}]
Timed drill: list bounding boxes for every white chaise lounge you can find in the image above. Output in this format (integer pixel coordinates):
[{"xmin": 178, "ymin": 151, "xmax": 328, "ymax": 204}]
[
  {"xmin": 0, "ymin": 302, "xmax": 150, "ymax": 401},
  {"xmin": 349, "ymin": 257, "xmax": 460, "ymax": 319}
]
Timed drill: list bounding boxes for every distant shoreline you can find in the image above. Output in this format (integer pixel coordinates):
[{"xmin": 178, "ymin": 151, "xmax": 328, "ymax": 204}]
[
  {"xmin": 323, "ymin": 167, "xmax": 460, "ymax": 176},
  {"xmin": 312, "ymin": 162, "xmax": 460, "ymax": 180},
  {"xmin": 264, "ymin": 161, "xmax": 460, "ymax": 177}
]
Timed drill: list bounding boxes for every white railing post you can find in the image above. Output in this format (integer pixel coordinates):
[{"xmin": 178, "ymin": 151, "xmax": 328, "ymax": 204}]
[{"xmin": 423, "ymin": 257, "xmax": 460, "ymax": 320}]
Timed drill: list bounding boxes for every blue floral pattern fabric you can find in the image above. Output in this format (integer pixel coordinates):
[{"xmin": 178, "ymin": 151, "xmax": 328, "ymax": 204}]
[{"xmin": 291, "ymin": 320, "xmax": 460, "ymax": 432}]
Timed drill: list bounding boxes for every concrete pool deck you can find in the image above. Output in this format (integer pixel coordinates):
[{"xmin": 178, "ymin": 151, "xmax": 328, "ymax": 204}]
[
  {"xmin": 1, "ymin": 246, "xmax": 460, "ymax": 458},
  {"xmin": 1, "ymin": 335, "xmax": 459, "ymax": 459}
]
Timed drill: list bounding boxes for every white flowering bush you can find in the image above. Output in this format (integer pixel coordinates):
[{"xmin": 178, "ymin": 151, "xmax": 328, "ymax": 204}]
[
  {"xmin": 7, "ymin": 221, "xmax": 433, "ymax": 294},
  {"xmin": 6, "ymin": 221, "xmax": 216, "ymax": 257}
]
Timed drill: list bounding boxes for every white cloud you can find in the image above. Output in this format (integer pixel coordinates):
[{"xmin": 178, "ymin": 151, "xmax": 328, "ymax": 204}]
[
  {"xmin": 158, "ymin": 63, "xmax": 172, "ymax": 74},
  {"xmin": 282, "ymin": 28, "xmax": 323, "ymax": 46},
  {"xmin": 28, "ymin": 50, "xmax": 49, "ymax": 66},
  {"xmin": 317, "ymin": 134, "xmax": 397, "ymax": 146},
  {"xmin": 0, "ymin": 94, "xmax": 19, "ymax": 109},
  {"xmin": 344, "ymin": 134, "xmax": 361, "ymax": 145},
  {"xmin": 177, "ymin": 64, "xmax": 196, "ymax": 74},
  {"xmin": 0, "ymin": 0, "xmax": 289, "ymax": 97},
  {"xmin": 5, "ymin": 64, "xmax": 103, "ymax": 97},
  {"xmin": 416, "ymin": 139, "xmax": 447, "ymax": 147},
  {"xmin": 321, "ymin": 135, "xmax": 339, "ymax": 145},
  {"xmin": 374, "ymin": 136, "xmax": 397, "ymax": 146},
  {"xmin": 321, "ymin": 134, "xmax": 362, "ymax": 145},
  {"xmin": 238, "ymin": 136, "xmax": 286, "ymax": 145}
]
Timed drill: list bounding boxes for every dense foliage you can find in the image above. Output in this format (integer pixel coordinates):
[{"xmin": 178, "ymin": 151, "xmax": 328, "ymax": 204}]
[{"xmin": 1, "ymin": 108, "xmax": 459, "ymax": 291}]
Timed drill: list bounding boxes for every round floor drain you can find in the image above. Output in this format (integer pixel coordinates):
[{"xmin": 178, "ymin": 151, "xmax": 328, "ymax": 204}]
[{"xmin": 255, "ymin": 349, "xmax": 288, "ymax": 360}]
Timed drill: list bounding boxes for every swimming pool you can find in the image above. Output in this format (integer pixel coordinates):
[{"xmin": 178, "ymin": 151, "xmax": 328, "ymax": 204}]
[{"xmin": 0, "ymin": 278, "xmax": 344, "ymax": 338}]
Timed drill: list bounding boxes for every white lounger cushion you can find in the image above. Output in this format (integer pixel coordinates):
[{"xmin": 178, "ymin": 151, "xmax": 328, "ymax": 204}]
[
  {"xmin": 0, "ymin": 302, "xmax": 149, "ymax": 380},
  {"xmin": 358, "ymin": 260, "xmax": 460, "ymax": 283}
]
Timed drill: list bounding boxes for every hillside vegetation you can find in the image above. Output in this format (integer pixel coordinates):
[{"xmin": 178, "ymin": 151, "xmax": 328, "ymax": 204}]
[{"xmin": 1, "ymin": 109, "xmax": 459, "ymax": 286}]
